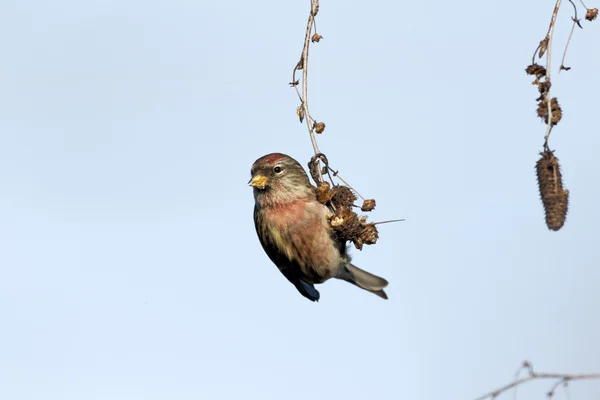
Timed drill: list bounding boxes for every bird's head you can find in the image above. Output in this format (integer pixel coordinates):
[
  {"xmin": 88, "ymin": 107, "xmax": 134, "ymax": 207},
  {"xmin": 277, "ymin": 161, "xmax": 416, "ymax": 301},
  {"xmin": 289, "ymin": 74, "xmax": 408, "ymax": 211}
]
[{"xmin": 249, "ymin": 153, "xmax": 314, "ymax": 205}]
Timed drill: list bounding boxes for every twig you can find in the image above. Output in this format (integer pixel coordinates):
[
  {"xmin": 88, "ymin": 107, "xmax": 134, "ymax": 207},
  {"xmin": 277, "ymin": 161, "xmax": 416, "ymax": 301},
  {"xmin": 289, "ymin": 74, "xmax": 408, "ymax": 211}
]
[
  {"xmin": 292, "ymin": 0, "xmax": 323, "ymax": 182},
  {"xmin": 472, "ymin": 361, "xmax": 600, "ymax": 400},
  {"xmin": 567, "ymin": 0, "xmax": 581, "ymax": 21},
  {"xmin": 546, "ymin": 378, "xmax": 568, "ymax": 398},
  {"xmin": 372, "ymin": 219, "xmax": 405, "ymax": 225},
  {"xmin": 511, "ymin": 361, "xmax": 533, "ymax": 400},
  {"xmin": 560, "ymin": 18, "xmax": 578, "ymax": 72},
  {"xmin": 560, "ymin": 1, "xmax": 583, "ymax": 72},
  {"xmin": 531, "ymin": 43, "xmax": 542, "ymax": 65},
  {"xmin": 543, "ymin": 0, "xmax": 563, "ymax": 151},
  {"xmin": 328, "ymin": 167, "xmax": 366, "ymax": 200}
]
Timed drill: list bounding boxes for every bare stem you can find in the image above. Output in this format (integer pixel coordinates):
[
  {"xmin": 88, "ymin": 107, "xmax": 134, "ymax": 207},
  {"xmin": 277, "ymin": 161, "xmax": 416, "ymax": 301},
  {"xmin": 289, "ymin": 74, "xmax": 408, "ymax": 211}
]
[
  {"xmin": 292, "ymin": 0, "xmax": 323, "ymax": 182},
  {"xmin": 543, "ymin": 0, "xmax": 563, "ymax": 150},
  {"xmin": 560, "ymin": 17, "xmax": 578, "ymax": 72},
  {"xmin": 372, "ymin": 219, "xmax": 405, "ymax": 225},
  {"xmin": 472, "ymin": 361, "xmax": 600, "ymax": 400},
  {"xmin": 560, "ymin": 0, "xmax": 582, "ymax": 72},
  {"xmin": 302, "ymin": 9, "xmax": 321, "ymax": 157},
  {"xmin": 328, "ymin": 167, "xmax": 365, "ymax": 200}
]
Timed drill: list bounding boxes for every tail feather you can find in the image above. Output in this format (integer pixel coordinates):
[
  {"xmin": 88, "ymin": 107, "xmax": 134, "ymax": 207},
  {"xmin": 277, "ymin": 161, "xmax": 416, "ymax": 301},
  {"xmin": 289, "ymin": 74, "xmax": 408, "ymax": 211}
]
[{"xmin": 338, "ymin": 263, "xmax": 389, "ymax": 299}]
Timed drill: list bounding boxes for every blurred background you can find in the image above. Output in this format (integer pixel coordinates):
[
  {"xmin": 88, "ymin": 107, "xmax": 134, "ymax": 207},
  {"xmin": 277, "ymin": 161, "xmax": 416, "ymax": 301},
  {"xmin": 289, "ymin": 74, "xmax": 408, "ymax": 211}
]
[{"xmin": 1, "ymin": 1, "xmax": 599, "ymax": 399}]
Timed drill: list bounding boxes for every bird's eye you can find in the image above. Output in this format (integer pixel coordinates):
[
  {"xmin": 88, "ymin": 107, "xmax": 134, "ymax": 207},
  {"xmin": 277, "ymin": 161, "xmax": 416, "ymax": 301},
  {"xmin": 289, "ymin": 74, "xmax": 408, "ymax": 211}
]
[{"xmin": 274, "ymin": 166, "xmax": 283, "ymax": 173}]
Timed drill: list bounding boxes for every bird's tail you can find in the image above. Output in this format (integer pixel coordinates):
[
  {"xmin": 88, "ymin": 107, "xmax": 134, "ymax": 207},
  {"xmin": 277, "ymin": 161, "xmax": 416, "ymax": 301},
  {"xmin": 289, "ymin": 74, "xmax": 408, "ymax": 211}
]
[{"xmin": 338, "ymin": 263, "xmax": 389, "ymax": 299}]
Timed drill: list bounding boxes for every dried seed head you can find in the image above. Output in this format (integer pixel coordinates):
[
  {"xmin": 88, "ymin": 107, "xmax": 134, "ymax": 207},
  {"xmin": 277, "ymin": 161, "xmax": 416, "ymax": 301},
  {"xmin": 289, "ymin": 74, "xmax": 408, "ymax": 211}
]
[
  {"xmin": 536, "ymin": 101, "xmax": 546, "ymax": 120},
  {"xmin": 314, "ymin": 121, "xmax": 326, "ymax": 134},
  {"xmin": 536, "ymin": 151, "xmax": 569, "ymax": 231},
  {"xmin": 336, "ymin": 205, "xmax": 355, "ymax": 220},
  {"xmin": 549, "ymin": 98, "xmax": 562, "ymax": 125},
  {"xmin": 543, "ymin": 190, "xmax": 569, "ymax": 231},
  {"xmin": 311, "ymin": 33, "xmax": 323, "ymax": 43},
  {"xmin": 537, "ymin": 97, "xmax": 562, "ymax": 126},
  {"xmin": 296, "ymin": 57, "xmax": 304, "ymax": 70},
  {"xmin": 316, "ymin": 182, "xmax": 333, "ymax": 204},
  {"xmin": 296, "ymin": 105, "xmax": 305, "ymax": 123},
  {"xmin": 289, "ymin": 80, "xmax": 299, "ymax": 87},
  {"xmin": 359, "ymin": 223, "xmax": 379, "ymax": 245},
  {"xmin": 328, "ymin": 210, "xmax": 381, "ymax": 250},
  {"xmin": 331, "ymin": 185, "xmax": 357, "ymax": 208},
  {"xmin": 327, "ymin": 204, "xmax": 377, "ymax": 250},
  {"xmin": 329, "ymin": 205, "xmax": 359, "ymax": 237},
  {"xmin": 361, "ymin": 199, "xmax": 376, "ymax": 212},
  {"xmin": 330, "ymin": 215, "xmax": 345, "ymax": 227},
  {"xmin": 526, "ymin": 64, "xmax": 546, "ymax": 78},
  {"xmin": 586, "ymin": 8, "xmax": 598, "ymax": 21}
]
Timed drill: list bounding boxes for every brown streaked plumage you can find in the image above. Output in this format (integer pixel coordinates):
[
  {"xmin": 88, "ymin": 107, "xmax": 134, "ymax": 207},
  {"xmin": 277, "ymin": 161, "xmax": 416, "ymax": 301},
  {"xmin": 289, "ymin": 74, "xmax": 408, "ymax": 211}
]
[{"xmin": 249, "ymin": 153, "xmax": 389, "ymax": 301}]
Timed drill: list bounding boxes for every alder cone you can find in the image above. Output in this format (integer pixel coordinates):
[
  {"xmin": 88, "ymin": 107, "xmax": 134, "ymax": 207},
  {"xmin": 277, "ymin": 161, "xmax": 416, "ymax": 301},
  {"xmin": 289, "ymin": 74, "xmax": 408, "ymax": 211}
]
[{"xmin": 536, "ymin": 151, "xmax": 569, "ymax": 231}]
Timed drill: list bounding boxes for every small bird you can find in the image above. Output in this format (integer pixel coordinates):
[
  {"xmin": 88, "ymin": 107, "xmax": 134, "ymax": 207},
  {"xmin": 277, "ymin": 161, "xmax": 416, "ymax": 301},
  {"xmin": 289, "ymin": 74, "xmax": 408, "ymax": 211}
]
[{"xmin": 249, "ymin": 152, "xmax": 389, "ymax": 301}]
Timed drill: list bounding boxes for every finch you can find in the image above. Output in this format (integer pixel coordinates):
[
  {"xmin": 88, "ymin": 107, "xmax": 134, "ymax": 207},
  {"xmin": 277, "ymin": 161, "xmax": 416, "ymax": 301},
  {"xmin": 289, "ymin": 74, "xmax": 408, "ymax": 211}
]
[{"xmin": 249, "ymin": 152, "xmax": 389, "ymax": 301}]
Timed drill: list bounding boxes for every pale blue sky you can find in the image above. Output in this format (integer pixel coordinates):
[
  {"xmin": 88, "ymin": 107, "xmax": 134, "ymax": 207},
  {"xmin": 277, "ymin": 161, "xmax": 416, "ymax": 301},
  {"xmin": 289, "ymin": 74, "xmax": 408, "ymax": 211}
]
[{"xmin": 1, "ymin": 1, "xmax": 599, "ymax": 399}]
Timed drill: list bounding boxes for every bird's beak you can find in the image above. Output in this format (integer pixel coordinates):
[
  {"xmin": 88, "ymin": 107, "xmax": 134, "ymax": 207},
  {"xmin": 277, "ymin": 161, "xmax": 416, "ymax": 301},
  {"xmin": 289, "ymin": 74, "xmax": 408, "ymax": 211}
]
[{"xmin": 248, "ymin": 174, "xmax": 269, "ymax": 189}]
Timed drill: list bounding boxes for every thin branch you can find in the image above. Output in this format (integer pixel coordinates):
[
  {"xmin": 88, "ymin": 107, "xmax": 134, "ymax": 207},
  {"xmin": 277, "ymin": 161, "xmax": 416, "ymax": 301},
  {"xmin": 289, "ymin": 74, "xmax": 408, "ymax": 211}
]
[
  {"xmin": 546, "ymin": 378, "xmax": 568, "ymax": 398},
  {"xmin": 560, "ymin": 1, "xmax": 583, "ymax": 72},
  {"xmin": 328, "ymin": 167, "xmax": 366, "ymax": 200},
  {"xmin": 560, "ymin": 17, "xmax": 579, "ymax": 72},
  {"xmin": 567, "ymin": 0, "xmax": 580, "ymax": 21},
  {"xmin": 511, "ymin": 361, "xmax": 533, "ymax": 400},
  {"xmin": 473, "ymin": 361, "xmax": 600, "ymax": 400},
  {"xmin": 372, "ymin": 219, "xmax": 405, "ymax": 225},
  {"xmin": 531, "ymin": 43, "xmax": 542, "ymax": 65},
  {"xmin": 543, "ymin": 0, "xmax": 562, "ymax": 151},
  {"xmin": 292, "ymin": 0, "xmax": 323, "ymax": 182}
]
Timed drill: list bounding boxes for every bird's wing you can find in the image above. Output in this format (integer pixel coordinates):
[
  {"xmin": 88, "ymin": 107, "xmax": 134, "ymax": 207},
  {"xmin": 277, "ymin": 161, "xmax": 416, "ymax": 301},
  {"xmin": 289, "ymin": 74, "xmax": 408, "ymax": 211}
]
[{"xmin": 253, "ymin": 205, "xmax": 320, "ymax": 302}]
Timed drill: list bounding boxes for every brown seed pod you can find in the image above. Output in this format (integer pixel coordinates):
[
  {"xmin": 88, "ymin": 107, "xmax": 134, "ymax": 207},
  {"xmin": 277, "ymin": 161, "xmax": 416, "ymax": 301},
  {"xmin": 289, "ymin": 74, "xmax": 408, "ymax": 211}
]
[
  {"xmin": 316, "ymin": 182, "xmax": 334, "ymax": 204},
  {"xmin": 311, "ymin": 33, "xmax": 323, "ymax": 42},
  {"xmin": 538, "ymin": 37, "xmax": 549, "ymax": 58},
  {"xmin": 314, "ymin": 122, "xmax": 326, "ymax": 134},
  {"xmin": 525, "ymin": 64, "xmax": 546, "ymax": 78},
  {"xmin": 359, "ymin": 223, "xmax": 379, "ymax": 245},
  {"xmin": 586, "ymin": 8, "xmax": 598, "ymax": 21},
  {"xmin": 536, "ymin": 97, "xmax": 562, "ymax": 126},
  {"xmin": 361, "ymin": 199, "xmax": 376, "ymax": 212},
  {"xmin": 329, "ymin": 206, "xmax": 359, "ymax": 238},
  {"xmin": 327, "ymin": 203, "xmax": 381, "ymax": 250},
  {"xmin": 331, "ymin": 185, "xmax": 357, "ymax": 209},
  {"xmin": 536, "ymin": 151, "xmax": 569, "ymax": 231},
  {"xmin": 296, "ymin": 105, "xmax": 305, "ymax": 123}
]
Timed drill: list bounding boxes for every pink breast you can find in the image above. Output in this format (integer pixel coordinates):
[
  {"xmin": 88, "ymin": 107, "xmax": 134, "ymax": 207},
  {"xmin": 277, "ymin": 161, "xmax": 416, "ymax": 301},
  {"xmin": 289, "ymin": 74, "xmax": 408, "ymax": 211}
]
[{"xmin": 267, "ymin": 199, "xmax": 307, "ymax": 228}]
